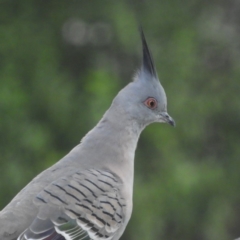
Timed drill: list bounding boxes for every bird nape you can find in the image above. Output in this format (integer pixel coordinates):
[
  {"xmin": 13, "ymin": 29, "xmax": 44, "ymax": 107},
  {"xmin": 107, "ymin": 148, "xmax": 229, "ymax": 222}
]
[{"xmin": 0, "ymin": 28, "xmax": 174, "ymax": 240}]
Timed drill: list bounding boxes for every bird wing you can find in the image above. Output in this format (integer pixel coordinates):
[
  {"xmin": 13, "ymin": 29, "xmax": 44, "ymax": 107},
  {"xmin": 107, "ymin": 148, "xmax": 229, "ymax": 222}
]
[{"xmin": 18, "ymin": 169, "xmax": 126, "ymax": 240}]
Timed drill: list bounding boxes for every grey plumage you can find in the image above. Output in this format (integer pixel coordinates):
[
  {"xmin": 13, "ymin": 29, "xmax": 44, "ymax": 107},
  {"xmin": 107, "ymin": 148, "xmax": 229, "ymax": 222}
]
[{"xmin": 0, "ymin": 29, "xmax": 175, "ymax": 240}]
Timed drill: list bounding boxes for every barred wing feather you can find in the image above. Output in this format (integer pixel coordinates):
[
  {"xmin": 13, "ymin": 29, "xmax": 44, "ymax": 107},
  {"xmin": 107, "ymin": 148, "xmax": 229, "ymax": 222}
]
[{"xmin": 17, "ymin": 169, "xmax": 126, "ymax": 240}]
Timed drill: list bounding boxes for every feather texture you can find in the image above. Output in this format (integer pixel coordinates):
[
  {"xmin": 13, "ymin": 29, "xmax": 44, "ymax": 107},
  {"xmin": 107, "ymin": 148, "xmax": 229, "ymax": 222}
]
[{"xmin": 17, "ymin": 170, "xmax": 126, "ymax": 240}]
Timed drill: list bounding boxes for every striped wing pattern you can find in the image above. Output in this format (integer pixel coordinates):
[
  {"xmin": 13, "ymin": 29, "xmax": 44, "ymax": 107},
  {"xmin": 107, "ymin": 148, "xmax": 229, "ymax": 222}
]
[{"xmin": 18, "ymin": 169, "xmax": 126, "ymax": 240}]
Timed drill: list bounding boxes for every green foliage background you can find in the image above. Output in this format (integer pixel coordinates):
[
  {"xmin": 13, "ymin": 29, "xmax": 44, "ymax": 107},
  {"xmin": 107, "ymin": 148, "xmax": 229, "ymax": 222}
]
[{"xmin": 1, "ymin": 0, "xmax": 240, "ymax": 239}]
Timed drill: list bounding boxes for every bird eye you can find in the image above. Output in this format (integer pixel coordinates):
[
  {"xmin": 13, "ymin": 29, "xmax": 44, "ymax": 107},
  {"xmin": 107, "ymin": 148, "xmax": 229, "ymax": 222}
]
[{"xmin": 144, "ymin": 97, "xmax": 157, "ymax": 109}]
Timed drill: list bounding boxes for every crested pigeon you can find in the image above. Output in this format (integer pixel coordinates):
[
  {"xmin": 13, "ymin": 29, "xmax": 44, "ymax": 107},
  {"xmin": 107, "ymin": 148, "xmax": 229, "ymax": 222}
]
[{"xmin": 0, "ymin": 28, "xmax": 175, "ymax": 240}]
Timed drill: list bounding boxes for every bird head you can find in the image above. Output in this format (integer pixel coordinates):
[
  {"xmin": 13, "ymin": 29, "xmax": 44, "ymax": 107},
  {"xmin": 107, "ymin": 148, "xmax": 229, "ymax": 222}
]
[{"xmin": 111, "ymin": 28, "xmax": 175, "ymax": 128}]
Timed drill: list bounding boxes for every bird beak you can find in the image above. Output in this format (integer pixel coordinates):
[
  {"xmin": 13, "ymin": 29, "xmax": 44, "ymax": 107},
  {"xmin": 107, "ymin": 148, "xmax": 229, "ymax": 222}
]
[{"xmin": 160, "ymin": 112, "xmax": 176, "ymax": 127}]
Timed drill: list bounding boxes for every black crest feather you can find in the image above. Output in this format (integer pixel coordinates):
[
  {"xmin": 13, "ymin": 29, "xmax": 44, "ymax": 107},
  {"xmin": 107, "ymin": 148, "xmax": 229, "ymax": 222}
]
[{"xmin": 139, "ymin": 27, "xmax": 157, "ymax": 78}]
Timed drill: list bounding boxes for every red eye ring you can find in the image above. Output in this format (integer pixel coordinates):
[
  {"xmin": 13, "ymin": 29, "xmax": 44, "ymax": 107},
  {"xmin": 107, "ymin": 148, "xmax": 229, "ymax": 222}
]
[{"xmin": 144, "ymin": 97, "xmax": 157, "ymax": 109}]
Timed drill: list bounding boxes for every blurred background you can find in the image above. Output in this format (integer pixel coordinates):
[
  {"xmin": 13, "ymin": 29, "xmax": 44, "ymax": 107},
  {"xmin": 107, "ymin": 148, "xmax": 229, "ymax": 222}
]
[{"xmin": 1, "ymin": 0, "xmax": 240, "ymax": 239}]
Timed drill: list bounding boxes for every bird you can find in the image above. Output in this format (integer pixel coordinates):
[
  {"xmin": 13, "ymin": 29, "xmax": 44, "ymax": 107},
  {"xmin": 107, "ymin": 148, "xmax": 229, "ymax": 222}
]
[{"xmin": 0, "ymin": 28, "xmax": 175, "ymax": 240}]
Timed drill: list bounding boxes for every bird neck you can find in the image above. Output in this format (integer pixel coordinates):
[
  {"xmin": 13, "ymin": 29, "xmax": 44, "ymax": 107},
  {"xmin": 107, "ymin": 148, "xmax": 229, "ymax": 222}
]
[
  {"xmin": 79, "ymin": 106, "xmax": 144, "ymax": 175},
  {"xmin": 82, "ymin": 109, "xmax": 143, "ymax": 157}
]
